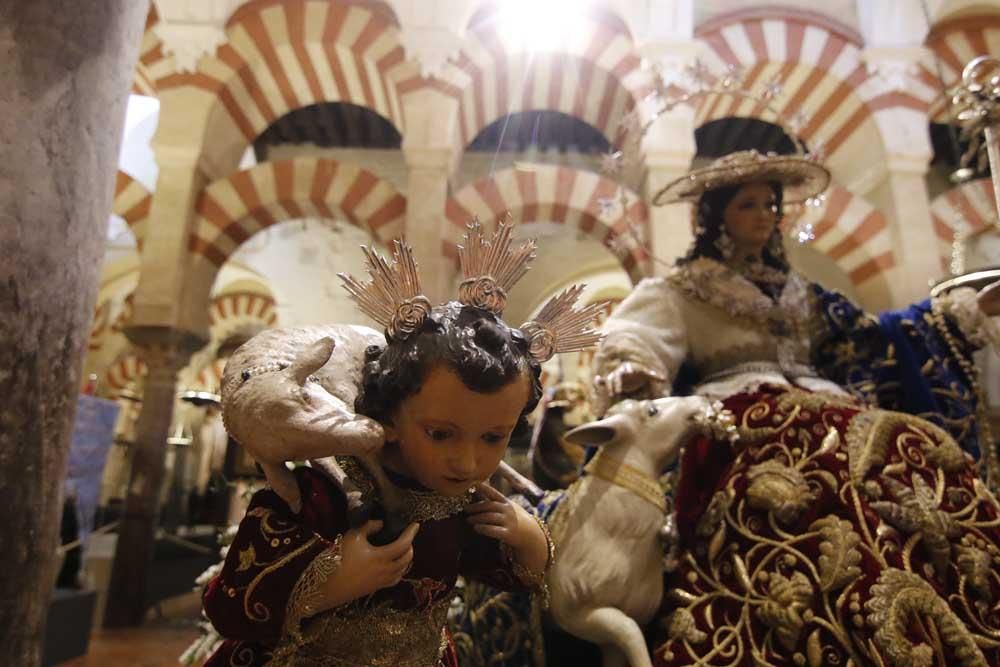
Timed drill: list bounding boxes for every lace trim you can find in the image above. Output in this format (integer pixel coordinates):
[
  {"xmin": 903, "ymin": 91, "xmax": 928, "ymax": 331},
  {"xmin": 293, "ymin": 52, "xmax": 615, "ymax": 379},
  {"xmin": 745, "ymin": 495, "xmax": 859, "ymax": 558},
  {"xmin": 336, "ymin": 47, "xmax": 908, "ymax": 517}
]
[
  {"xmin": 283, "ymin": 536, "xmax": 344, "ymax": 639},
  {"xmin": 935, "ymin": 286, "xmax": 1000, "ymax": 350},
  {"xmin": 667, "ymin": 257, "xmax": 813, "ymax": 332},
  {"xmin": 338, "ymin": 456, "xmax": 473, "ymax": 523}
]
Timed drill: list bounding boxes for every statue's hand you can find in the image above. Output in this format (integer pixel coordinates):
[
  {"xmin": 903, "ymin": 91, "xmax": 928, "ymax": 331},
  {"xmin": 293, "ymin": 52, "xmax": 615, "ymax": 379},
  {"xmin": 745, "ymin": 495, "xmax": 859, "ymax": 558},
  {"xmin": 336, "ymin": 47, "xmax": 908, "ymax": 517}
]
[
  {"xmin": 233, "ymin": 337, "xmax": 385, "ymax": 465},
  {"xmin": 595, "ymin": 361, "xmax": 666, "ymax": 397},
  {"xmin": 978, "ymin": 280, "xmax": 1000, "ymax": 317}
]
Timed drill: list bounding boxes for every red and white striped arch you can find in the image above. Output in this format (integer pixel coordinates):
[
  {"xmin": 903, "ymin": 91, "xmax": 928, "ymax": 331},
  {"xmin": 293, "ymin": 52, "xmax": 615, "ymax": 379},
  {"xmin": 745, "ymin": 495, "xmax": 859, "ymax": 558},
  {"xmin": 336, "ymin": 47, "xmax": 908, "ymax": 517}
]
[
  {"xmin": 189, "ymin": 156, "xmax": 405, "ymax": 269},
  {"xmin": 111, "ymin": 292, "xmax": 135, "ymax": 334},
  {"xmin": 794, "ymin": 182, "xmax": 895, "ymax": 290},
  {"xmin": 695, "ymin": 13, "xmax": 936, "ymax": 171},
  {"xmin": 157, "ymin": 0, "xmax": 409, "ymax": 174},
  {"xmin": 103, "ymin": 354, "xmax": 147, "ymax": 395},
  {"xmin": 921, "ymin": 15, "xmax": 1000, "ymax": 121},
  {"xmin": 113, "ymin": 171, "xmax": 152, "ymax": 250},
  {"xmin": 132, "ymin": 6, "xmax": 165, "ymax": 97},
  {"xmin": 209, "ymin": 290, "xmax": 279, "ymax": 338},
  {"xmin": 444, "ymin": 16, "xmax": 652, "ymax": 149},
  {"xmin": 931, "ymin": 178, "xmax": 998, "ymax": 269},
  {"xmin": 445, "ymin": 165, "xmax": 648, "ymax": 283},
  {"xmin": 192, "ymin": 358, "xmax": 229, "ymax": 393}
]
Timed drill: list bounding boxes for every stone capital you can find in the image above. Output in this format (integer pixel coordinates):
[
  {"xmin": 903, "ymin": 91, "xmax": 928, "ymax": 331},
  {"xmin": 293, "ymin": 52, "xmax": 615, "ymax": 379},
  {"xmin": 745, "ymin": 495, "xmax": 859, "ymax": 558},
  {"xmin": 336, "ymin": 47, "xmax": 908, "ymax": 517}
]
[
  {"xmin": 152, "ymin": 0, "xmax": 246, "ymax": 73},
  {"xmin": 390, "ymin": 0, "xmax": 476, "ymax": 78},
  {"xmin": 861, "ymin": 46, "xmax": 931, "ymax": 95},
  {"xmin": 402, "ymin": 142, "xmax": 456, "ymax": 171},
  {"xmin": 124, "ymin": 325, "xmax": 208, "ymax": 373}
]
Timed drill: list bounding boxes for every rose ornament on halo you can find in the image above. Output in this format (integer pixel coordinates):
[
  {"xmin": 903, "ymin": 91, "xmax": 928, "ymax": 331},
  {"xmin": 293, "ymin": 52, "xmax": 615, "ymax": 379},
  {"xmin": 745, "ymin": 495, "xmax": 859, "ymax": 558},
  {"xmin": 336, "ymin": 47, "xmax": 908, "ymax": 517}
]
[
  {"xmin": 459, "ymin": 276, "xmax": 507, "ymax": 313},
  {"xmin": 388, "ymin": 296, "xmax": 432, "ymax": 340}
]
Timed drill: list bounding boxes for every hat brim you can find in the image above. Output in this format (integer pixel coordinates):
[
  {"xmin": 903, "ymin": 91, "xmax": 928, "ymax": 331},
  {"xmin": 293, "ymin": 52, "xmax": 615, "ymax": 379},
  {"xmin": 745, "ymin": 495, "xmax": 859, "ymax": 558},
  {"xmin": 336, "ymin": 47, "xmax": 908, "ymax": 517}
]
[{"xmin": 653, "ymin": 157, "xmax": 831, "ymax": 206}]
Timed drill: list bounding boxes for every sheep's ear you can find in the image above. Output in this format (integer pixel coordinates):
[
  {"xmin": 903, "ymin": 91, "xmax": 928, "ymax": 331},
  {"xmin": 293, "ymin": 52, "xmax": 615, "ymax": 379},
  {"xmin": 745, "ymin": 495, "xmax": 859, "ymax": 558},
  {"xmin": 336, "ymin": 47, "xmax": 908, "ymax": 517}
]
[{"xmin": 565, "ymin": 413, "xmax": 626, "ymax": 447}]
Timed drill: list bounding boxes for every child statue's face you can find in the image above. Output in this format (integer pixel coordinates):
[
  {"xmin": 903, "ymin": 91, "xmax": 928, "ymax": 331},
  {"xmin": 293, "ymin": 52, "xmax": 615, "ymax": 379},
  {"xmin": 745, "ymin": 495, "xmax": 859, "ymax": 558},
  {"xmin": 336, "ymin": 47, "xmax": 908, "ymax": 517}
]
[{"xmin": 382, "ymin": 364, "xmax": 532, "ymax": 496}]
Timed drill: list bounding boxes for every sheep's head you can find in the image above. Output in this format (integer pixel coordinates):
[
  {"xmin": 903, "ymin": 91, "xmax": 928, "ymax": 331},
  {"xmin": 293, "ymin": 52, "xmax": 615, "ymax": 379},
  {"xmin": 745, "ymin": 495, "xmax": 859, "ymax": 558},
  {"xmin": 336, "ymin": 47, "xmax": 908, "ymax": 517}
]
[{"xmin": 564, "ymin": 395, "xmax": 711, "ymax": 470}]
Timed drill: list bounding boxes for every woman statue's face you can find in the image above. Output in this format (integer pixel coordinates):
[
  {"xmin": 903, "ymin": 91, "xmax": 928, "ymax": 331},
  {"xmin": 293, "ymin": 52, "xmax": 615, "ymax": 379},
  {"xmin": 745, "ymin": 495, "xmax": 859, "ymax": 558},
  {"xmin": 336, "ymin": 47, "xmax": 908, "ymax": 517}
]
[{"xmin": 722, "ymin": 182, "xmax": 779, "ymax": 257}]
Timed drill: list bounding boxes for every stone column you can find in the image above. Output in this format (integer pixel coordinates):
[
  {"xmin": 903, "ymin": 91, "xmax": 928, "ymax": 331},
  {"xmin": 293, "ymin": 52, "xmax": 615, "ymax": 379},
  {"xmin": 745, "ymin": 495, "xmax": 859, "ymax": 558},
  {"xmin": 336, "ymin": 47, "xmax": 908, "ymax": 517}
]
[
  {"xmin": 643, "ymin": 107, "xmax": 698, "ymax": 275},
  {"xmin": 633, "ymin": 2, "xmax": 700, "ymax": 276},
  {"xmin": 0, "ymin": 3, "xmax": 148, "ymax": 665},
  {"xmin": 401, "ymin": 89, "xmax": 461, "ymax": 303},
  {"xmin": 863, "ymin": 45, "xmax": 939, "ymax": 306},
  {"xmin": 103, "ymin": 326, "xmax": 204, "ymax": 627}
]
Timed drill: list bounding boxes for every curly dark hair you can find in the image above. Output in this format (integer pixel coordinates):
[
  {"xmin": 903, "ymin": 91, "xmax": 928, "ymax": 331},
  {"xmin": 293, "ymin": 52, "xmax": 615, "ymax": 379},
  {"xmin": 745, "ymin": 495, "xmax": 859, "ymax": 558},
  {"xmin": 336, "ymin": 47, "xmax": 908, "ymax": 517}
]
[
  {"xmin": 679, "ymin": 180, "xmax": 789, "ymax": 273},
  {"xmin": 355, "ymin": 302, "xmax": 543, "ymax": 441}
]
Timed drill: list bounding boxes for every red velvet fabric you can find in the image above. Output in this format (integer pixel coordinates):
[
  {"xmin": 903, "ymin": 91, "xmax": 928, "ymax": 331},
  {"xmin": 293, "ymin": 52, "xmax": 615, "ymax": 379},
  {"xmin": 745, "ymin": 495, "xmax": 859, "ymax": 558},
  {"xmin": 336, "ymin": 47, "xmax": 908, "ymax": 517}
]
[
  {"xmin": 204, "ymin": 464, "xmax": 531, "ymax": 666},
  {"xmin": 655, "ymin": 386, "xmax": 1000, "ymax": 666}
]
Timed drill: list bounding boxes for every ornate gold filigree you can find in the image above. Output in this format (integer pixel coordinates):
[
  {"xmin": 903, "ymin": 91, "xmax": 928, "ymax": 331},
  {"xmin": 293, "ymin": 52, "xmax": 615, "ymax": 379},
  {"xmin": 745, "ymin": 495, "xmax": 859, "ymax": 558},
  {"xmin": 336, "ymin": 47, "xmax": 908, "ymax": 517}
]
[
  {"xmin": 810, "ymin": 515, "xmax": 862, "ymax": 593},
  {"xmin": 871, "ymin": 474, "xmax": 961, "ymax": 576},
  {"xmin": 746, "ymin": 459, "xmax": 815, "ymax": 525},
  {"xmin": 337, "ymin": 456, "xmax": 472, "ymax": 523},
  {"xmin": 866, "ymin": 568, "xmax": 989, "ymax": 667},
  {"xmin": 271, "ymin": 597, "xmax": 452, "ymax": 667},
  {"xmin": 756, "ymin": 570, "xmax": 813, "ymax": 651},
  {"xmin": 283, "ymin": 536, "xmax": 344, "ymax": 639},
  {"xmin": 845, "ymin": 409, "xmax": 967, "ymax": 487}
]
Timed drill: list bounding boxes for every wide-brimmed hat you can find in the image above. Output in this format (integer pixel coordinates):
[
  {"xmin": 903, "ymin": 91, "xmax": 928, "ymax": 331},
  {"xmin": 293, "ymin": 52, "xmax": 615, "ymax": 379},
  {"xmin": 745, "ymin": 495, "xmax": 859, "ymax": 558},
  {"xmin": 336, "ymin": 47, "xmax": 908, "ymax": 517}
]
[{"xmin": 653, "ymin": 150, "xmax": 831, "ymax": 206}]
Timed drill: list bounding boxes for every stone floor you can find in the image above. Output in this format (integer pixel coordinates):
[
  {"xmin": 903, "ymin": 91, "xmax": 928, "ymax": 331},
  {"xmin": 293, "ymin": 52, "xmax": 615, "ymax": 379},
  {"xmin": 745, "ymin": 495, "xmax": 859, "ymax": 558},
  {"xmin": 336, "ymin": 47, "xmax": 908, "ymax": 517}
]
[{"xmin": 60, "ymin": 591, "xmax": 202, "ymax": 667}]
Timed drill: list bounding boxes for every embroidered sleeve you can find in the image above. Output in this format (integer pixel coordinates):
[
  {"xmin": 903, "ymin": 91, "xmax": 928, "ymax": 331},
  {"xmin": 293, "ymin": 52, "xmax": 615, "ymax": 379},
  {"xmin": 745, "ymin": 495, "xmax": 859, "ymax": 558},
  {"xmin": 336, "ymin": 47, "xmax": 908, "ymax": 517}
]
[
  {"xmin": 592, "ymin": 277, "xmax": 687, "ymax": 414},
  {"xmin": 458, "ymin": 509, "xmax": 555, "ymax": 606},
  {"xmin": 203, "ymin": 468, "xmax": 348, "ymax": 645},
  {"xmin": 933, "ymin": 286, "xmax": 1000, "ymax": 350}
]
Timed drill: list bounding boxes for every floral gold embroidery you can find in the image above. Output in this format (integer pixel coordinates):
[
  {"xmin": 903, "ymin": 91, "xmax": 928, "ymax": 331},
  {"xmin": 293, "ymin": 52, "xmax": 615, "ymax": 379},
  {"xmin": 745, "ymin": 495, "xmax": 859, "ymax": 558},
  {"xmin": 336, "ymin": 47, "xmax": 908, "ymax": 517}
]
[{"xmin": 866, "ymin": 568, "xmax": 989, "ymax": 667}]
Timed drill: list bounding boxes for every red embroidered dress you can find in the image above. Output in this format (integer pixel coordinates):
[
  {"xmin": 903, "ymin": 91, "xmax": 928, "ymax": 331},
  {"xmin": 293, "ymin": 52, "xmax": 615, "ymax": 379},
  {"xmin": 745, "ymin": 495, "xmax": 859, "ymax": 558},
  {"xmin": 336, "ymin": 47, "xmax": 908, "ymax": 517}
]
[{"xmin": 203, "ymin": 458, "xmax": 547, "ymax": 667}]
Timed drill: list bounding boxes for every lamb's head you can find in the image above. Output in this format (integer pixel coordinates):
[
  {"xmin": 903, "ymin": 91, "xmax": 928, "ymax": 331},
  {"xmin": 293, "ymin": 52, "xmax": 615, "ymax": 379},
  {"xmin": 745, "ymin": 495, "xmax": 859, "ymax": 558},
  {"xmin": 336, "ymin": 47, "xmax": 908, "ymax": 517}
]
[
  {"xmin": 223, "ymin": 336, "xmax": 384, "ymax": 465},
  {"xmin": 564, "ymin": 395, "xmax": 711, "ymax": 470}
]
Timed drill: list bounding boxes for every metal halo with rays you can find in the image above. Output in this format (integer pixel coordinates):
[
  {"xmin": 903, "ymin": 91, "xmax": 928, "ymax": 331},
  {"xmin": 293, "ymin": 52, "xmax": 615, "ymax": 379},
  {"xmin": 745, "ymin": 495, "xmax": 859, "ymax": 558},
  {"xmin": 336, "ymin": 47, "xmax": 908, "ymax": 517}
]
[
  {"xmin": 521, "ymin": 285, "xmax": 606, "ymax": 363},
  {"xmin": 338, "ymin": 240, "xmax": 431, "ymax": 341},
  {"xmin": 457, "ymin": 219, "xmax": 537, "ymax": 315}
]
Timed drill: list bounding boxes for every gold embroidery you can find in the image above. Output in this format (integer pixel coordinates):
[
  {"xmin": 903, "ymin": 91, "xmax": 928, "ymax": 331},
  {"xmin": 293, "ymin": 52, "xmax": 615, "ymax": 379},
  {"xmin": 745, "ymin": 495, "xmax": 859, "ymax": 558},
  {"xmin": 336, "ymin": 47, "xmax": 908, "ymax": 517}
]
[
  {"xmin": 810, "ymin": 515, "xmax": 862, "ymax": 593},
  {"xmin": 498, "ymin": 511, "xmax": 555, "ymax": 608},
  {"xmin": 337, "ymin": 456, "xmax": 472, "ymax": 523},
  {"xmin": 866, "ymin": 568, "xmax": 989, "ymax": 667},
  {"xmin": 846, "ymin": 409, "xmax": 967, "ymax": 487},
  {"xmin": 282, "ymin": 536, "xmax": 344, "ymax": 639},
  {"xmin": 271, "ymin": 596, "xmax": 452, "ymax": 667},
  {"xmin": 583, "ymin": 448, "xmax": 667, "ymax": 514},
  {"xmin": 745, "ymin": 459, "xmax": 815, "ymax": 525},
  {"xmin": 870, "ymin": 474, "xmax": 961, "ymax": 575}
]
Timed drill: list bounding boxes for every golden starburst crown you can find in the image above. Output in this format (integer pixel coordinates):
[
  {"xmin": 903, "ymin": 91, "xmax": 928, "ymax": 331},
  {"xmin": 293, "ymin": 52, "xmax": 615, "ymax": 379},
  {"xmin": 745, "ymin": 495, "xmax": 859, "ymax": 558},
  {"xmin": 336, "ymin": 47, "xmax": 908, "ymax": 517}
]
[{"xmin": 338, "ymin": 221, "xmax": 605, "ymax": 361}]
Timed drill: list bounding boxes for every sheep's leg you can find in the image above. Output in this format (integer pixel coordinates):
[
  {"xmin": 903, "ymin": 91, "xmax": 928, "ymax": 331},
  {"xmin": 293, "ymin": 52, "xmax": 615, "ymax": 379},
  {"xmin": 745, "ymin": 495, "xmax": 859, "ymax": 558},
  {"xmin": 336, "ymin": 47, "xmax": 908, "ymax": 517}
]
[
  {"xmin": 355, "ymin": 453, "xmax": 409, "ymax": 545},
  {"xmin": 561, "ymin": 607, "xmax": 652, "ymax": 667}
]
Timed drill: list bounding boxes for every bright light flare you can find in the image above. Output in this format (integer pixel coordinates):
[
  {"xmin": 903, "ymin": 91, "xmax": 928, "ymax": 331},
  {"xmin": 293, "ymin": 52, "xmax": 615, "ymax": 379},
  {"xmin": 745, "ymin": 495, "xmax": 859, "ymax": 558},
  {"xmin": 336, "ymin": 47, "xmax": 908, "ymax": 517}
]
[{"xmin": 496, "ymin": 0, "xmax": 593, "ymax": 53}]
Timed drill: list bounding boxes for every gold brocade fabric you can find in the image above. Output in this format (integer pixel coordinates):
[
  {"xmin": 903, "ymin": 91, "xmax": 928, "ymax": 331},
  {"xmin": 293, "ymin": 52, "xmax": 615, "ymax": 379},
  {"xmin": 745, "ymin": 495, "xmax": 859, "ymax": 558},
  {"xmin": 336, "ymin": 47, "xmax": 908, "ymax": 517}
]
[
  {"xmin": 656, "ymin": 387, "xmax": 1000, "ymax": 666},
  {"xmin": 270, "ymin": 598, "xmax": 451, "ymax": 667},
  {"xmin": 337, "ymin": 456, "xmax": 473, "ymax": 523}
]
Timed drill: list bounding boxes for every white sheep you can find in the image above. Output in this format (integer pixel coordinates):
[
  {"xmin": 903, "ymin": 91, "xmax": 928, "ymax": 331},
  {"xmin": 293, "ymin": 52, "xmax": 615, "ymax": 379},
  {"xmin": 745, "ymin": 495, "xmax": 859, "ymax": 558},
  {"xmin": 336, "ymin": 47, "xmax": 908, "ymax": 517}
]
[{"xmin": 546, "ymin": 395, "xmax": 710, "ymax": 667}]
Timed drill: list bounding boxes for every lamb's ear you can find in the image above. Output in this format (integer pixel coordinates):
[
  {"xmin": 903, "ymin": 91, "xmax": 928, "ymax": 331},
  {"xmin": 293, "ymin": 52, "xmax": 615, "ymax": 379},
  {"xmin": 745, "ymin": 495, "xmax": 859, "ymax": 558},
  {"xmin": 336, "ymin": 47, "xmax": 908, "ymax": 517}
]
[{"xmin": 565, "ymin": 413, "xmax": 628, "ymax": 447}]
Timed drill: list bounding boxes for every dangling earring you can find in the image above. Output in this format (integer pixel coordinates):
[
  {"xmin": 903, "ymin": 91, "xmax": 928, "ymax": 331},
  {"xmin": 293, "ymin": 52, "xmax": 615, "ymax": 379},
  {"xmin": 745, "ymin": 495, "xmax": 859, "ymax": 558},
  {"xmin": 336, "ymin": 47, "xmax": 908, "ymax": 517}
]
[
  {"xmin": 766, "ymin": 229, "xmax": 786, "ymax": 264},
  {"xmin": 715, "ymin": 228, "xmax": 735, "ymax": 261}
]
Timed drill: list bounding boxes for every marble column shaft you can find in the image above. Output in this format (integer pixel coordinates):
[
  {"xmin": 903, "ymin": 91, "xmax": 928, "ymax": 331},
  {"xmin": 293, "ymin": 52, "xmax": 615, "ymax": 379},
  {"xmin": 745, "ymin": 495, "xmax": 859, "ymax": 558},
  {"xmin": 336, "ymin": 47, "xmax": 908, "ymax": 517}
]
[{"xmin": 0, "ymin": 2, "xmax": 148, "ymax": 664}]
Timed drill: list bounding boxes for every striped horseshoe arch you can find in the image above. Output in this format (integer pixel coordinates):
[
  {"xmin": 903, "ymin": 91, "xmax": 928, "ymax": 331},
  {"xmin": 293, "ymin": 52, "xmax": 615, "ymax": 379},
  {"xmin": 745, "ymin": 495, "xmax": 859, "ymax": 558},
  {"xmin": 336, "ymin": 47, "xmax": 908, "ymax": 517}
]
[
  {"xmin": 188, "ymin": 156, "xmax": 405, "ymax": 270},
  {"xmin": 931, "ymin": 178, "xmax": 999, "ymax": 271},
  {"xmin": 445, "ymin": 12, "xmax": 653, "ymax": 150},
  {"xmin": 695, "ymin": 12, "xmax": 936, "ymax": 176},
  {"xmin": 793, "ymin": 182, "xmax": 895, "ymax": 302},
  {"xmin": 113, "ymin": 171, "xmax": 153, "ymax": 250},
  {"xmin": 156, "ymin": 0, "xmax": 410, "ymax": 175},
  {"xmin": 445, "ymin": 165, "xmax": 649, "ymax": 283}
]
